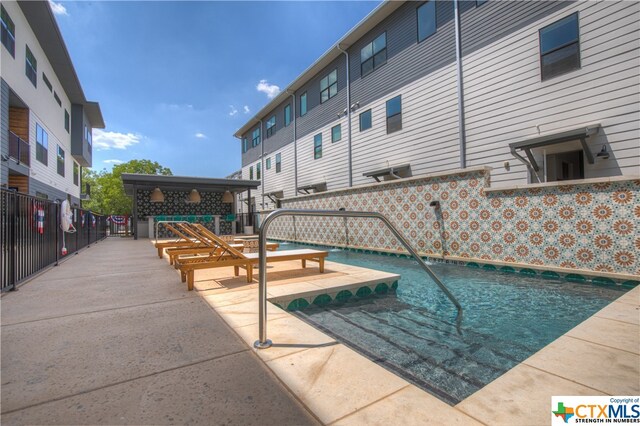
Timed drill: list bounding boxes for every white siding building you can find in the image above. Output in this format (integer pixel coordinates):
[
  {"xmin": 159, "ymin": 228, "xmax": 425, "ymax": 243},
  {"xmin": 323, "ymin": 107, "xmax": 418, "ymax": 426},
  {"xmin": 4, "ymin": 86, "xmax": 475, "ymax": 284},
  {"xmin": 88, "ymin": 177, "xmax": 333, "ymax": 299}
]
[{"xmin": 0, "ymin": 0, "xmax": 104, "ymax": 204}]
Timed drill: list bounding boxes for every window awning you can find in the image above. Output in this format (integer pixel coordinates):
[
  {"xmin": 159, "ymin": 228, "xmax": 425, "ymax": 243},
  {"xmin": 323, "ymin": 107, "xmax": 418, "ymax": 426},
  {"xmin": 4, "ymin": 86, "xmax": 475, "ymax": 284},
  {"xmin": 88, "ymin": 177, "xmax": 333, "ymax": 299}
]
[
  {"xmin": 265, "ymin": 190, "xmax": 284, "ymax": 204},
  {"xmin": 509, "ymin": 124, "xmax": 600, "ymax": 172},
  {"xmin": 363, "ymin": 164, "xmax": 411, "ymax": 182},
  {"xmin": 297, "ymin": 182, "xmax": 326, "ymax": 194}
]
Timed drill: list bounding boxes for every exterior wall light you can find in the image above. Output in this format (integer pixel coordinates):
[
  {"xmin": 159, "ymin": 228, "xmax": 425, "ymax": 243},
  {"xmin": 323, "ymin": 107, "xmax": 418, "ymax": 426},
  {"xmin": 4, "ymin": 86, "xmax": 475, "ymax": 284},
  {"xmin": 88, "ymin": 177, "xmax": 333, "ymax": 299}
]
[
  {"xmin": 596, "ymin": 145, "xmax": 610, "ymax": 159},
  {"xmin": 150, "ymin": 187, "xmax": 164, "ymax": 203}
]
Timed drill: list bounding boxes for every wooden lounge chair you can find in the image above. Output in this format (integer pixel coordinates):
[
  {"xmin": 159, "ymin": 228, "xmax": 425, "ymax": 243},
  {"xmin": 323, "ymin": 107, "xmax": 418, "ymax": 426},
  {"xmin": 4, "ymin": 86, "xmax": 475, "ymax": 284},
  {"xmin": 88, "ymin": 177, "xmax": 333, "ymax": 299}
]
[
  {"xmin": 154, "ymin": 223, "xmax": 206, "ymax": 258},
  {"xmin": 174, "ymin": 228, "xmax": 328, "ymax": 290},
  {"xmin": 166, "ymin": 240, "xmax": 279, "ymax": 265}
]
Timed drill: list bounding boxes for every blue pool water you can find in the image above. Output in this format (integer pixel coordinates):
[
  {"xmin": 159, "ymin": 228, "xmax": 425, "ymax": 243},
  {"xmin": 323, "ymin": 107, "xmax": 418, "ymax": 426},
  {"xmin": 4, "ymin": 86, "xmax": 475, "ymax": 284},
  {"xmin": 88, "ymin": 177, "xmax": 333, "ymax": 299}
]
[{"xmin": 278, "ymin": 242, "xmax": 630, "ymax": 405}]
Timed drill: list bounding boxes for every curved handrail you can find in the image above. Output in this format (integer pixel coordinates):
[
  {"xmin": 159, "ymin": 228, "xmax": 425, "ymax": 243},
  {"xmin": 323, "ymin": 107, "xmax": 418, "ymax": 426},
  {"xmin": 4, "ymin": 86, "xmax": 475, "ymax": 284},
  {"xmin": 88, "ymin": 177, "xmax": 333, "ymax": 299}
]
[{"xmin": 254, "ymin": 209, "xmax": 463, "ymax": 349}]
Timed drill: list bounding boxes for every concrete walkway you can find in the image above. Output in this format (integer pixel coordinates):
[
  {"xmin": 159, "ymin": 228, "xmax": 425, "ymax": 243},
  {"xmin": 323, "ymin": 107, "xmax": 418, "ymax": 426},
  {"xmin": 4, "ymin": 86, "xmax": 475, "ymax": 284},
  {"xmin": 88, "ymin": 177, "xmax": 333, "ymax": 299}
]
[{"xmin": 1, "ymin": 238, "xmax": 318, "ymax": 425}]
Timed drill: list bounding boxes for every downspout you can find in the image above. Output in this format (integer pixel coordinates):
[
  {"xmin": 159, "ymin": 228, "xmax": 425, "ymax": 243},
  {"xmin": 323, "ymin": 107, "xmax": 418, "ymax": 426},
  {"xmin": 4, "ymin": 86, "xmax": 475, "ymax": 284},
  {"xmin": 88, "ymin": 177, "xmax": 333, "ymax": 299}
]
[
  {"xmin": 337, "ymin": 44, "xmax": 352, "ymax": 187},
  {"xmin": 454, "ymin": 0, "xmax": 467, "ymax": 169},
  {"xmin": 258, "ymin": 119, "xmax": 264, "ymax": 212},
  {"xmin": 286, "ymin": 90, "xmax": 297, "ymax": 196}
]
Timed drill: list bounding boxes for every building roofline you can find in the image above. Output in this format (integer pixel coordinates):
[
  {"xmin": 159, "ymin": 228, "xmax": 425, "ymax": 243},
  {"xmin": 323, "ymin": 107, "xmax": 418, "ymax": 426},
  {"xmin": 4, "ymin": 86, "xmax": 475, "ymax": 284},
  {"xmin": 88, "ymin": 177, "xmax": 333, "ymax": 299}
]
[
  {"xmin": 121, "ymin": 173, "xmax": 260, "ymax": 196},
  {"xmin": 232, "ymin": 0, "xmax": 402, "ymax": 139},
  {"xmin": 18, "ymin": 1, "xmax": 105, "ymax": 128}
]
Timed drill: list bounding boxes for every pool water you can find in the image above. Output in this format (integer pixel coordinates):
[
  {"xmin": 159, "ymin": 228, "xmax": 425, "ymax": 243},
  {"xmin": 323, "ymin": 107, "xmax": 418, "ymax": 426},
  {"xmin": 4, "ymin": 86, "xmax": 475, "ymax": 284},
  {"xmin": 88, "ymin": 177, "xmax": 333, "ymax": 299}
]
[{"xmin": 278, "ymin": 242, "xmax": 630, "ymax": 405}]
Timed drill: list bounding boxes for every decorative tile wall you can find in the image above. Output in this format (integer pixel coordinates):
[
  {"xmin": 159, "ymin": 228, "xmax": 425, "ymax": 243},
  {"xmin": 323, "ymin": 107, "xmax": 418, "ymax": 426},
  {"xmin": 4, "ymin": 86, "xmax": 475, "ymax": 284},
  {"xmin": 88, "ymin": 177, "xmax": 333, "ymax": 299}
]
[
  {"xmin": 268, "ymin": 170, "xmax": 640, "ymax": 276},
  {"xmin": 136, "ymin": 190, "xmax": 231, "ymax": 218}
]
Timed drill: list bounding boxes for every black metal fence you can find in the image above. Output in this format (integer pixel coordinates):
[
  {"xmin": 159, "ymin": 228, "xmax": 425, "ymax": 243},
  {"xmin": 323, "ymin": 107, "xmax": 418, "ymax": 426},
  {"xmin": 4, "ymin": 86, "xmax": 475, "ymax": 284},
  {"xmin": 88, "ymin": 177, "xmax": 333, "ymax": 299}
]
[
  {"xmin": 0, "ymin": 189, "xmax": 107, "ymax": 292},
  {"xmin": 107, "ymin": 215, "xmax": 132, "ymax": 236},
  {"xmin": 237, "ymin": 212, "xmax": 259, "ymax": 233}
]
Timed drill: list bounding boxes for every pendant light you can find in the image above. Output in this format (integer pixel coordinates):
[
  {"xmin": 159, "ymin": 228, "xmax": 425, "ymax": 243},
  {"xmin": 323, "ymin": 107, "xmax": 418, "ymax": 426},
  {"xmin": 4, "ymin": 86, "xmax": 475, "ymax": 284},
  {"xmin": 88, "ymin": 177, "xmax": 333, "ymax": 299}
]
[
  {"xmin": 187, "ymin": 189, "xmax": 201, "ymax": 204},
  {"xmin": 150, "ymin": 187, "xmax": 164, "ymax": 203},
  {"xmin": 222, "ymin": 190, "xmax": 234, "ymax": 203}
]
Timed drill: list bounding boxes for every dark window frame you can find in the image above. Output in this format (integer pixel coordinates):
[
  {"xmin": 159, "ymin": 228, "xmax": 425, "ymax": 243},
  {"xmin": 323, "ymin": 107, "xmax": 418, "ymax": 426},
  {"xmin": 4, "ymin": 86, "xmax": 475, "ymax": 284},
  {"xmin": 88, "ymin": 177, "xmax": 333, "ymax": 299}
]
[
  {"xmin": 361, "ymin": 32, "xmax": 387, "ymax": 77},
  {"xmin": 539, "ymin": 12, "xmax": 581, "ymax": 81},
  {"xmin": 300, "ymin": 92, "xmax": 307, "ymax": 116},
  {"xmin": 0, "ymin": 5, "xmax": 15, "ymax": 58},
  {"xmin": 359, "ymin": 109, "xmax": 372, "ymax": 132},
  {"xmin": 476, "ymin": 0, "xmax": 488, "ymax": 6},
  {"xmin": 275, "ymin": 153, "xmax": 281, "ymax": 173},
  {"xmin": 252, "ymin": 127, "xmax": 261, "ymax": 147},
  {"xmin": 284, "ymin": 104, "xmax": 291, "ymax": 126},
  {"xmin": 266, "ymin": 157, "xmax": 271, "ymax": 170},
  {"xmin": 25, "ymin": 45, "xmax": 37, "ymax": 87},
  {"xmin": 53, "ymin": 91, "xmax": 62, "ymax": 107},
  {"xmin": 313, "ymin": 133, "xmax": 322, "ymax": 159},
  {"xmin": 331, "ymin": 124, "xmax": 342, "ymax": 143},
  {"xmin": 73, "ymin": 162, "xmax": 79, "ymax": 185},
  {"xmin": 320, "ymin": 69, "xmax": 338, "ymax": 103},
  {"xmin": 417, "ymin": 1, "xmax": 437, "ymax": 43},
  {"xmin": 64, "ymin": 109, "xmax": 70, "ymax": 133},
  {"xmin": 249, "ymin": 166, "xmax": 253, "ymax": 180},
  {"xmin": 266, "ymin": 115, "xmax": 276, "ymax": 138},
  {"xmin": 36, "ymin": 123, "xmax": 48, "ymax": 165},
  {"xmin": 242, "ymin": 137, "xmax": 248, "ymax": 153},
  {"xmin": 256, "ymin": 162, "xmax": 261, "ymax": 179},
  {"xmin": 57, "ymin": 145, "xmax": 65, "ymax": 177},
  {"xmin": 43, "ymin": 73, "xmax": 53, "ymax": 92},
  {"xmin": 386, "ymin": 95, "xmax": 402, "ymax": 134}
]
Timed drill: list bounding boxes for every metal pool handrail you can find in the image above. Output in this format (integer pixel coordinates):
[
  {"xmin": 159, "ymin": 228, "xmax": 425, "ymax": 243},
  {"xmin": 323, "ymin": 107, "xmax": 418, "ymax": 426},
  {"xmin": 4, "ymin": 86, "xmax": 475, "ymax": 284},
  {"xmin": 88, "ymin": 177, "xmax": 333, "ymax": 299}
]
[{"xmin": 254, "ymin": 209, "xmax": 463, "ymax": 350}]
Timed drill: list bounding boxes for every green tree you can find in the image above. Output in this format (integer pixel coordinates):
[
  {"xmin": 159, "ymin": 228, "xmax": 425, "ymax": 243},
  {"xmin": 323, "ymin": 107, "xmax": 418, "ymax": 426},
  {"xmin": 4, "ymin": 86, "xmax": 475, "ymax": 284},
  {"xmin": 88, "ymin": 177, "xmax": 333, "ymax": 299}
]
[{"xmin": 82, "ymin": 159, "xmax": 172, "ymax": 214}]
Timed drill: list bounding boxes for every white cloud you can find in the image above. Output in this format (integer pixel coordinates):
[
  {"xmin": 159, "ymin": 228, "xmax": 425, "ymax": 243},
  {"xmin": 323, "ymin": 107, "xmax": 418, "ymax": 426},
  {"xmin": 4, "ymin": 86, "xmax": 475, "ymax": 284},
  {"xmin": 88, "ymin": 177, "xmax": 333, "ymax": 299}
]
[
  {"xmin": 49, "ymin": 0, "xmax": 69, "ymax": 16},
  {"xmin": 228, "ymin": 105, "xmax": 238, "ymax": 117},
  {"xmin": 243, "ymin": 105, "xmax": 250, "ymax": 114},
  {"xmin": 103, "ymin": 159, "xmax": 124, "ymax": 165},
  {"xmin": 256, "ymin": 80, "xmax": 280, "ymax": 99},
  {"xmin": 93, "ymin": 129, "xmax": 142, "ymax": 151},
  {"xmin": 194, "ymin": 132, "xmax": 207, "ymax": 139}
]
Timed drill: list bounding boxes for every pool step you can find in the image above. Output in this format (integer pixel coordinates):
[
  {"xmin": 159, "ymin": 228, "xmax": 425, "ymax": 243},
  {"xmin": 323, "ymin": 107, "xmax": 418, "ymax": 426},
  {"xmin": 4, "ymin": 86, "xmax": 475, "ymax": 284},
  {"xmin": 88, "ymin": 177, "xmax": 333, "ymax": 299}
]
[{"xmin": 295, "ymin": 296, "xmax": 539, "ymax": 405}]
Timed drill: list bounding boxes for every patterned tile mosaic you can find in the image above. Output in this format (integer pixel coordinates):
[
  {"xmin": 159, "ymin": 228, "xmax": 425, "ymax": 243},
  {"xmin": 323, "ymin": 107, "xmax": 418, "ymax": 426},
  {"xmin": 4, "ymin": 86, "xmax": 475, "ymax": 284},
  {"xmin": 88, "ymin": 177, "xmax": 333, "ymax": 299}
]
[{"xmin": 267, "ymin": 170, "xmax": 640, "ymax": 276}]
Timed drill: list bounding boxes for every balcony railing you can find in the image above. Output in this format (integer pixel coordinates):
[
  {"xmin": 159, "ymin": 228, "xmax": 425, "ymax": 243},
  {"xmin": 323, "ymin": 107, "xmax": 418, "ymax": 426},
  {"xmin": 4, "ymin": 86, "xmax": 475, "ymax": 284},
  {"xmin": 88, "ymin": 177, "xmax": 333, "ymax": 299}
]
[{"xmin": 8, "ymin": 131, "xmax": 29, "ymax": 166}]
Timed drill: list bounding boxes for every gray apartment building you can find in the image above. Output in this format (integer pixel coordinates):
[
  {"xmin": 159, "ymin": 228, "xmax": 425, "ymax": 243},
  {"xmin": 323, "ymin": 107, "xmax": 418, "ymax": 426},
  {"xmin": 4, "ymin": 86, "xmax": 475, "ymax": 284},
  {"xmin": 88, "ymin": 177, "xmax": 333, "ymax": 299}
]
[{"xmin": 234, "ymin": 0, "xmax": 639, "ymax": 213}]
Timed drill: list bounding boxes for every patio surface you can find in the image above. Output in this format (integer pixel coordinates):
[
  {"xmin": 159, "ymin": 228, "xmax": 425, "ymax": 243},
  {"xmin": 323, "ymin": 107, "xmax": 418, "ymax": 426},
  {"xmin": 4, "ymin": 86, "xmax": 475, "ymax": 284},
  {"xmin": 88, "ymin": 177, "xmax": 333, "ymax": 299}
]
[
  {"xmin": 2, "ymin": 237, "xmax": 638, "ymax": 425},
  {"xmin": 0, "ymin": 238, "xmax": 319, "ymax": 425}
]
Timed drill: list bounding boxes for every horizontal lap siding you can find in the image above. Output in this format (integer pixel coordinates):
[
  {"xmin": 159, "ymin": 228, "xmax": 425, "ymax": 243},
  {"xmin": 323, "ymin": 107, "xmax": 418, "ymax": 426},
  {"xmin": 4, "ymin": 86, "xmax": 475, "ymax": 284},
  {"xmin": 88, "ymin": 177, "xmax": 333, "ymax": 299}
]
[
  {"xmin": 262, "ymin": 142, "xmax": 296, "ymax": 210},
  {"xmin": 296, "ymin": 116, "xmax": 349, "ymax": 192},
  {"xmin": 463, "ymin": 0, "xmax": 640, "ymax": 187},
  {"xmin": 351, "ymin": 63, "xmax": 460, "ymax": 187}
]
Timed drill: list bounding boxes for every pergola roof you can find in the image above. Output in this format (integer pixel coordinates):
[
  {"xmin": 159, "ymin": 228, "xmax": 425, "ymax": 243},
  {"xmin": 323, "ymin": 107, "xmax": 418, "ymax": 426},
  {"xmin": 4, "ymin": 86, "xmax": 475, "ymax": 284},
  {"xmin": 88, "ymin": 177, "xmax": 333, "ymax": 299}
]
[{"xmin": 121, "ymin": 173, "xmax": 259, "ymax": 196}]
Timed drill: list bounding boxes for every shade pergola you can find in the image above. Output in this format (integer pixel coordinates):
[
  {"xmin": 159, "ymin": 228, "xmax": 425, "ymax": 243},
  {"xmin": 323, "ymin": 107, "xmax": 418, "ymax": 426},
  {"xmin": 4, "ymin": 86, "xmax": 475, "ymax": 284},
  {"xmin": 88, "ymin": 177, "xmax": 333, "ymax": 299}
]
[{"xmin": 121, "ymin": 173, "xmax": 259, "ymax": 239}]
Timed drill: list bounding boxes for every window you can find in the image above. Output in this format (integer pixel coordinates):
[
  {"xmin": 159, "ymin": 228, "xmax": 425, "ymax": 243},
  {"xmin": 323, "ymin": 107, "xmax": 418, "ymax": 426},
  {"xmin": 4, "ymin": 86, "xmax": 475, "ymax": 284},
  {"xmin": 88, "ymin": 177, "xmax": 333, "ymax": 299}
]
[
  {"xmin": 417, "ymin": 2, "xmax": 437, "ymax": 42},
  {"xmin": 300, "ymin": 92, "xmax": 307, "ymax": 116},
  {"xmin": 257, "ymin": 162, "xmax": 261, "ymax": 179},
  {"xmin": 36, "ymin": 123, "xmax": 48, "ymax": 165},
  {"xmin": 544, "ymin": 150, "xmax": 584, "ymax": 182},
  {"xmin": 275, "ymin": 153, "xmax": 281, "ymax": 173},
  {"xmin": 73, "ymin": 162, "xmax": 79, "ymax": 186},
  {"xmin": 539, "ymin": 13, "xmax": 580, "ymax": 81},
  {"xmin": 266, "ymin": 115, "xmax": 276, "ymax": 137},
  {"xmin": 252, "ymin": 127, "xmax": 261, "ymax": 147},
  {"xmin": 359, "ymin": 109, "xmax": 372, "ymax": 131},
  {"xmin": 266, "ymin": 157, "xmax": 271, "ymax": 170},
  {"xmin": 0, "ymin": 5, "xmax": 15, "ymax": 57},
  {"xmin": 43, "ymin": 73, "xmax": 53, "ymax": 92},
  {"xmin": 284, "ymin": 104, "xmax": 291, "ymax": 126},
  {"xmin": 242, "ymin": 137, "xmax": 248, "ymax": 153},
  {"xmin": 25, "ymin": 45, "xmax": 37, "ymax": 87},
  {"xmin": 314, "ymin": 133, "xmax": 322, "ymax": 159},
  {"xmin": 53, "ymin": 91, "xmax": 62, "ymax": 107},
  {"xmin": 64, "ymin": 109, "xmax": 70, "ymax": 133},
  {"xmin": 320, "ymin": 69, "xmax": 338, "ymax": 103},
  {"xmin": 249, "ymin": 166, "xmax": 253, "ymax": 180},
  {"xmin": 57, "ymin": 145, "xmax": 65, "ymax": 177},
  {"xmin": 386, "ymin": 95, "xmax": 402, "ymax": 134},
  {"xmin": 476, "ymin": 0, "xmax": 488, "ymax": 6},
  {"xmin": 331, "ymin": 124, "xmax": 342, "ymax": 143},
  {"xmin": 361, "ymin": 32, "xmax": 386, "ymax": 77}
]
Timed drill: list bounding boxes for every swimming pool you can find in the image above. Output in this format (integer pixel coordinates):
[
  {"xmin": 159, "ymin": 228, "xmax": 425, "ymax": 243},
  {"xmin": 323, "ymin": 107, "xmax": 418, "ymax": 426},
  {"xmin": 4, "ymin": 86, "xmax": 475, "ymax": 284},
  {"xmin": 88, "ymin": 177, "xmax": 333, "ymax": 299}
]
[{"xmin": 278, "ymin": 242, "xmax": 631, "ymax": 405}]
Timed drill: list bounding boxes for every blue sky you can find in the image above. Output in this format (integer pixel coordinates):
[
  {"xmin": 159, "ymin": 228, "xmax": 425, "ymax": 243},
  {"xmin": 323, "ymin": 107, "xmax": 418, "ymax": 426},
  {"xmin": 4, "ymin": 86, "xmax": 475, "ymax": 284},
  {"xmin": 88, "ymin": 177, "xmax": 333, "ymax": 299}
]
[{"xmin": 53, "ymin": 1, "xmax": 380, "ymax": 177}]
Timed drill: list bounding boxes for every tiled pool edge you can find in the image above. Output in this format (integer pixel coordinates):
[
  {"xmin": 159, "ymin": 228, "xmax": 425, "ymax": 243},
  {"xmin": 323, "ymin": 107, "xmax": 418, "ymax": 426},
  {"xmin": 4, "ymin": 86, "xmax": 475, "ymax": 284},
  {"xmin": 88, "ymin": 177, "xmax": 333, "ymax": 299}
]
[
  {"xmin": 197, "ymin": 258, "xmax": 639, "ymax": 425},
  {"xmin": 271, "ymin": 239, "xmax": 640, "ymax": 288}
]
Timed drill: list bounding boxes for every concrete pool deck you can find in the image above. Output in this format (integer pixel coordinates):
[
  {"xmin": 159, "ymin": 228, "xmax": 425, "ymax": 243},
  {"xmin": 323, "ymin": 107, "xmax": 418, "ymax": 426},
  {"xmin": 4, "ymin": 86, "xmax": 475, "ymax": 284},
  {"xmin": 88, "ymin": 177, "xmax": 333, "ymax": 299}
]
[{"xmin": 1, "ymin": 237, "xmax": 638, "ymax": 425}]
